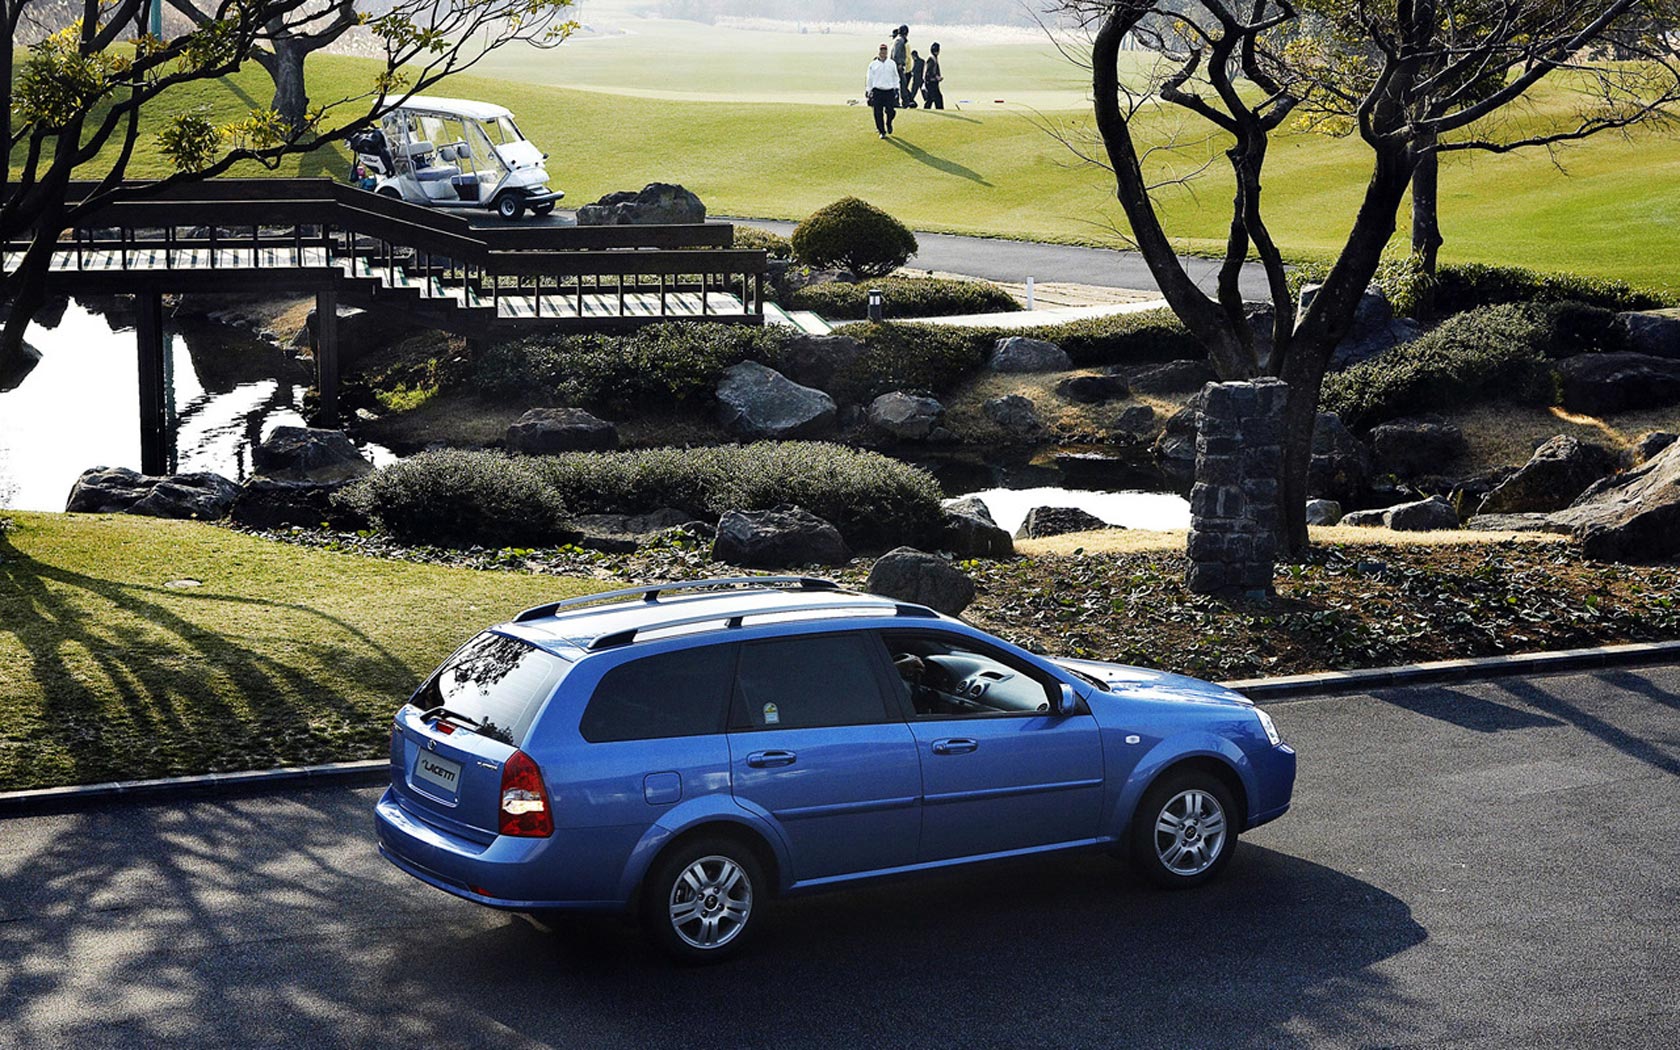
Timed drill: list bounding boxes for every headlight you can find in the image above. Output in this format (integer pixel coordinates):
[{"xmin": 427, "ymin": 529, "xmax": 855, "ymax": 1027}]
[{"xmin": 1255, "ymin": 708, "xmax": 1282, "ymax": 747}]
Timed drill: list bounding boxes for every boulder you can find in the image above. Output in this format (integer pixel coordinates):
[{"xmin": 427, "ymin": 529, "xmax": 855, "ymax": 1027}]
[
  {"xmin": 866, "ymin": 547, "xmax": 975, "ymax": 616},
  {"xmin": 1616, "ymin": 311, "xmax": 1680, "ymax": 359},
  {"xmin": 1386, "ymin": 495, "xmax": 1460, "ymax": 531},
  {"xmin": 1547, "ymin": 441, "xmax": 1680, "ymax": 561},
  {"xmin": 570, "ymin": 508, "xmax": 695, "ymax": 553},
  {"xmin": 304, "ymin": 305, "xmax": 418, "ymax": 368},
  {"xmin": 1305, "ymin": 499, "xmax": 1342, "ymax": 526},
  {"xmin": 867, "ymin": 391, "xmax": 944, "ymax": 441},
  {"xmin": 988, "ymin": 336, "xmax": 1071, "ymax": 373},
  {"xmin": 1112, "ymin": 404, "xmax": 1156, "ymax": 435},
  {"xmin": 983, "ymin": 394, "xmax": 1045, "ymax": 438},
  {"xmin": 505, "ymin": 408, "xmax": 619, "ymax": 454},
  {"xmin": 1015, "ymin": 506, "xmax": 1116, "ymax": 540},
  {"xmin": 1055, "ymin": 373, "xmax": 1130, "ymax": 404},
  {"xmin": 129, "ymin": 472, "xmax": 239, "ymax": 520},
  {"xmin": 1332, "ymin": 317, "xmax": 1422, "ymax": 370},
  {"xmin": 715, "ymin": 362, "xmax": 836, "ymax": 440},
  {"xmin": 712, "ymin": 505, "xmax": 851, "ymax": 568},
  {"xmin": 232, "ymin": 477, "xmax": 360, "ymax": 530},
  {"xmin": 0, "ymin": 341, "xmax": 43, "ymax": 392},
  {"xmin": 1129, "ymin": 360, "xmax": 1216, "ymax": 395},
  {"xmin": 940, "ymin": 496, "xmax": 1014, "ymax": 558},
  {"xmin": 1556, "ymin": 353, "xmax": 1680, "ymax": 415},
  {"xmin": 1477, "ymin": 434, "xmax": 1618, "ymax": 515},
  {"xmin": 1309, "ymin": 412, "xmax": 1373, "ymax": 505},
  {"xmin": 1463, "ymin": 513, "xmax": 1572, "ymax": 535},
  {"xmin": 1340, "ymin": 508, "xmax": 1388, "ymax": 528},
  {"xmin": 1632, "ymin": 431, "xmax": 1678, "ymax": 465},
  {"xmin": 252, "ymin": 426, "xmax": 373, "ymax": 482},
  {"xmin": 1151, "ymin": 391, "xmax": 1205, "ymax": 488},
  {"xmin": 575, "ymin": 183, "xmax": 706, "ymax": 225},
  {"xmin": 774, "ymin": 333, "xmax": 866, "ymax": 398},
  {"xmin": 1368, "ymin": 415, "xmax": 1467, "ymax": 478},
  {"xmin": 65, "ymin": 467, "xmax": 157, "ymax": 513}
]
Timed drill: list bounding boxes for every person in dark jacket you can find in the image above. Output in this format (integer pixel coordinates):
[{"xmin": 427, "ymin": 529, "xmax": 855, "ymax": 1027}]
[
  {"xmin": 890, "ymin": 25, "xmax": 913, "ymax": 108},
  {"xmin": 922, "ymin": 41, "xmax": 945, "ymax": 110},
  {"xmin": 907, "ymin": 50, "xmax": 925, "ymax": 108}
]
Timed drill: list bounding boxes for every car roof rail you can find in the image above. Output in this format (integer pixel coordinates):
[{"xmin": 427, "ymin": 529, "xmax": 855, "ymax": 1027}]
[
  {"xmin": 586, "ymin": 599, "xmax": 939, "ymax": 651},
  {"xmin": 512, "ymin": 576, "xmax": 841, "ymax": 624}
]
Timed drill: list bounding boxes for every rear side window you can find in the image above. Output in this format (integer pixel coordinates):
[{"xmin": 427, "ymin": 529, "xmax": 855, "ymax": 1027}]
[
  {"xmin": 412, "ymin": 632, "xmax": 569, "ymax": 747},
  {"xmin": 579, "ymin": 644, "xmax": 737, "ymax": 743},
  {"xmin": 731, "ymin": 633, "xmax": 893, "ymax": 730}
]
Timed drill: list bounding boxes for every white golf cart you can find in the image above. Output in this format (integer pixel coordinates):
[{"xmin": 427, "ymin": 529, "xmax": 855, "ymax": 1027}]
[{"xmin": 348, "ymin": 96, "xmax": 563, "ymax": 220}]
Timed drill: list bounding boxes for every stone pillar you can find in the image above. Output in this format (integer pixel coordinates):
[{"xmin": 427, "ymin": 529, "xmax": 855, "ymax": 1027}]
[{"xmin": 1186, "ymin": 378, "xmax": 1288, "ymax": 595}]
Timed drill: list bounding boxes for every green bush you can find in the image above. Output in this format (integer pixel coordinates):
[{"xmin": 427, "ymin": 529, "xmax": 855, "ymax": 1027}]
[
  {"xmin": 1322, "ymin": 303, "xmax": 1561, "ymax": 429},
  {"xmin": 335, "ymin": 451, "xmax": 571, "ymax": 548},
  {"xmin": 786, "ymin": 276, "xmax": 1017, "ymax": 320},
  {"xmin": 1026, "ymin": 308, "xmax": 1201, "ymax": 367},
  {"xmin": 732, "ymin": 225, "xmax": 792, "ymax": 259},
  {"xmin": 791, "ymin": 197, "xmax": 919, "ymax": 278},
  {"xmin": 474, "ymin": 323, "xmax": 784, "ymax": 414},
  {"xmin": 529, "ymin": 442, "xmax": 945, "ymax": 550},
  {"xmin": 1430, "ymin": 263, "xmax": 1671, "ymax": 317}
]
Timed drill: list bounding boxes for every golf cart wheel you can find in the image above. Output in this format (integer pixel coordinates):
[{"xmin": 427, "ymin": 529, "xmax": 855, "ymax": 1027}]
[
  {"xmin": 531, "ymin": 202, "xmax": 555, "ymax": 217},
  {"xmin": 496, "ymin": 195, "xmax": 524, "ymax": 221},
  {"xmin": 376, "ymin": 188, "xmax": 402, "ymax": 201}
]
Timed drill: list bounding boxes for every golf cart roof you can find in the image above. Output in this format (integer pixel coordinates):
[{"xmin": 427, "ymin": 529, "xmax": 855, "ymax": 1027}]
[{"xmin": 393, "ymin": 96, "xmax": 516, "ymax": 122}]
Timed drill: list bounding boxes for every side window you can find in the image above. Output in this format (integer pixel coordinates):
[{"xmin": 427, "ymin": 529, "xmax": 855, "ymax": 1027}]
[
  {"xmin": 578, "ymin": 644, "xmax": 736, "ymax": 743},
  {"xmin": 731, "ymin": 634, "xmax": 894, "ymax": 731},
  {"xmin": 882, "ymin": 632, "xmax": 1057, "ymax": 718}
]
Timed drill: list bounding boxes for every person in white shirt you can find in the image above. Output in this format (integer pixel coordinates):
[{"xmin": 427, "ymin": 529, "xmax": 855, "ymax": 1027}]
[{"xmin": 866, "ymin": 42, "xmax": 900, "ymax": 138}]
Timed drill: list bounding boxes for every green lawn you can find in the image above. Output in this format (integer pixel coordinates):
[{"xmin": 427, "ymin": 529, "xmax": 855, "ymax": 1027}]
[{"xmin": 0, "ymin": 512, "xmax": 596, "ymax": 791}]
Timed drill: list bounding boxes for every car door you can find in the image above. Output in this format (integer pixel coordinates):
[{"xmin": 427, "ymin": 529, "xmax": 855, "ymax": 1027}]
[
  {"xmin": 882, "ymin": 630, "xmax": 1105, "ymax": 862},
  {"xmin": 727, "ymin": 631, "xmax": 921, "ymax": 883}
]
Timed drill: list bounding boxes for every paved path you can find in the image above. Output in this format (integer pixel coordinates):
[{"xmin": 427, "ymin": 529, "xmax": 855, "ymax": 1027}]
[{"xmin": 3, "ymin": 665, "xmax": 1676, "ymax": 1048}]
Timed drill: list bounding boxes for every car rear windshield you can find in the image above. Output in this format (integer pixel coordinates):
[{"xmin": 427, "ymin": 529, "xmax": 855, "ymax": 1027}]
[{"xmin": 411, "ymin": 632, "xmax": 569, "ymax": 747}]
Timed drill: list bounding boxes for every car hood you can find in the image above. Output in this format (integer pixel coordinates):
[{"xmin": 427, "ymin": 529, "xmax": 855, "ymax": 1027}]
[
  {"xmin": 495, "ymin": 139, "xmax": 546, "ymax": 170},
  {"xmin": 1054, "ymin": 657, "xmax": 1254, "ymax": 709}
]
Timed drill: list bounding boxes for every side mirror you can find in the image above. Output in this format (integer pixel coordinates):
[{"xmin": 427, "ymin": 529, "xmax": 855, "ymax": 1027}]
[{"xmin": 1057, "ymin": 683, "xmax": 1079, "ymax": 716}]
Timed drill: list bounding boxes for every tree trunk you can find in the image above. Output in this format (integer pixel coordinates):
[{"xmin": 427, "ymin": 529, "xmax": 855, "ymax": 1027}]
[
  {"xmin": 1410, "ymin": 138, "xmax": 1442, "ymax": 274},
  {"xmin": 269, "ymin": 41, "xmax": 310, "ymax": 130}
]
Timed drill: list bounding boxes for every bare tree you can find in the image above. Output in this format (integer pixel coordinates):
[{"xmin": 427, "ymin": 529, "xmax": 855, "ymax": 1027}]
[
  {"xmin": 1, "ymin": 0, "xmax": 576, "ymax": 374},
  {"xmin": 1058, "ymin": 0, "xmax": 1680, "ymax": 555}
]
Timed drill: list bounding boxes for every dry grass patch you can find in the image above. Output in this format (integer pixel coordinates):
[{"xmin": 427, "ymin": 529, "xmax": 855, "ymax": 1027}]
[
  {"xmin": 356, "ymin": 389, "xmax": 524, "ymax": 450},
  {"xmin": 1446, "ymin": 403, "xmax": 1680, "ymax": 473}
]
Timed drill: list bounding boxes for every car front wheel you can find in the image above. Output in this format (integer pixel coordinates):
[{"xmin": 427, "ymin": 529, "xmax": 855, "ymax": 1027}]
[
  {"xmin": 1130, "ymin": 770, "xmax": 1238, "ymax": 889},
  {"xmin": 643, "ymin": 838, "xmax": 763, "ymax": 963}
]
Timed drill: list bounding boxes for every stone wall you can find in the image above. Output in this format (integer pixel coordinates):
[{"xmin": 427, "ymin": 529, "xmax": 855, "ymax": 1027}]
[{"xmin": 1186, "ymin": 378, "xmax": 1288, "ymax": 595}]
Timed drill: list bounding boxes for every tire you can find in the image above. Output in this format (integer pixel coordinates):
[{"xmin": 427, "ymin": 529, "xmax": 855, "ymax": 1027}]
[
  {"xmin": 642, "ymin": 837, "xmax": 764, "ymax": 964},
  {"xmin": 496, "ymin": 195, "xmax": 524, "ymax": 221},
  {"xmin": 376, "ymin": 188, "xmax": 402, "ymax": 201},
  {"xmin": 531, "ymin": 202, "xmax": 555, "ymax": 217},
  {"xmin": 1129, "ymin": 768, "xmax": 1238, "ymax": 889}
]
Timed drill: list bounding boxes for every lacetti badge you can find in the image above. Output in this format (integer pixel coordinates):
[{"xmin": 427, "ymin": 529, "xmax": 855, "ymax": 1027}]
[{"xmin": 420, "ymin": 756, "xmax": 458, "ymax": 784}]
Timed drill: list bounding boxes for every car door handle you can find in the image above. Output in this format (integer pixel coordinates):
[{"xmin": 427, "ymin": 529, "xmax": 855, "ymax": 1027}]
[
  {"xmin": 746, "ymin": 749, "xmax": 797, "ymax": 768},
  {"xmin": 932, "ymin": 738, "xmax": 978, "ymax": 755}
]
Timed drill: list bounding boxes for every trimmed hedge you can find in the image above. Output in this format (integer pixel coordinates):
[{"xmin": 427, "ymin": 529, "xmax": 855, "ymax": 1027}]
[
  {"xmin": 1322, "ymin": 303, "xmax": 1562, "ymax": 429},
  {"xmin": 792, "ymin": 197, "xmax": 919, "ymax": 278},
  {"xmin": 530, "ymin": 442, "xmax": 944, "ymax": 551},
  {"xmin": 334, "ymin": 450, "xmax": 570, "ymax": 548},
  {"xmin": 732, "ymin": 225, "xmax": 792, "ymax": 259},
  {"xmin": 786, "ymin": 276, "xmax": 1018, "ymax": 320},
  {"xmin": 1430, "ymin": 263, "xmax": 1671, "ymax": 317}
]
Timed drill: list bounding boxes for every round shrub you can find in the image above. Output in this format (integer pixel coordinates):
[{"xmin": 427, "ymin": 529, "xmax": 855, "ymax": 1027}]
[
  {"xmin": 335, "ymin": 450, "xmax": 570, "ymax": 548},
  {"xmin": 791, "ymin": 197, "xmax": 919, "ymax": 278},
  {"xmin": 732, "ymin": 225, "xmax": 792, "ymax": 259},
  {"xmin": 786, "ymin": 276, "xmax": 1016, "ymax": 320}
]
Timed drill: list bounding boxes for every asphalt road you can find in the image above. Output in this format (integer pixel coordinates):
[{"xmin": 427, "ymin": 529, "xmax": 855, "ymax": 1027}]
[{"xmin": 2, "ymin": 666, "xmax": 1677, "ymax": 1049}]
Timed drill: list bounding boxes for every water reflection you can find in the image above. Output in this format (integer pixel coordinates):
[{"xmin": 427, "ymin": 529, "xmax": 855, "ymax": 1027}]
[
  {"xmin": 917, "ymin": 448, "xmax": 1189, "ymax": 534},
  {"xmin": 0, "ymin": 298, "xmax": 391, "ymax": 512}
]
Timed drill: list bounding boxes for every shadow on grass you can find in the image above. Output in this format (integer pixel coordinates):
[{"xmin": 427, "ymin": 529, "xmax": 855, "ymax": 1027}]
[
  {"xmin": 886, "ymin": 136, "xmax": 992, "ymax": 185},
  {"xmin": 0, "ymin": 527, "xmax": 415, "ymax": 789}
]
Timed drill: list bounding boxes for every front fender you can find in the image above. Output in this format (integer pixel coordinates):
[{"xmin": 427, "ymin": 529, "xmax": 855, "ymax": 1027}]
[
  {"xmin": 615, "ymin": 794, "xmax": 792, "ymax": 906},
  {"xmin": 1106, "ymin": 731, "xmax": 1258, "ymax": 839}
]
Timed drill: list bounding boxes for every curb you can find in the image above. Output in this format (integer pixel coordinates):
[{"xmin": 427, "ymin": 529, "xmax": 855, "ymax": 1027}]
[
  {"xmin": 5, "ymin": 640, "xmax": 1678, "ymax": 817},
  {"xmin": 1226, "ymin": 639, "xmax": 1680, "ymax": 702}
]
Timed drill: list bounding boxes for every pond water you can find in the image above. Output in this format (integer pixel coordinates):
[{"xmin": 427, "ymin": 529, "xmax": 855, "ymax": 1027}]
[
  {"xmin": 0, "ymin": 299, "xmax": 393, "ymax": 512},
  {"xmin": 960, "ymin": 486, "xmax": 1189, "ymax": 534}
]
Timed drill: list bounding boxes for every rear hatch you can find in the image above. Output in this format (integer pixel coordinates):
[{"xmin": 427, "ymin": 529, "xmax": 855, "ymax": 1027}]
[{"xmin": 389, "ymin": 631, "xmax": 572, "ymax": 843}]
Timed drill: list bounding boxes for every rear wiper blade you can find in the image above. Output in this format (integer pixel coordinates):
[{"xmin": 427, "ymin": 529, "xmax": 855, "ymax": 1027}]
[{"xmin": 417, "ymin": 705, "xmax": 486, "ymax": 732}]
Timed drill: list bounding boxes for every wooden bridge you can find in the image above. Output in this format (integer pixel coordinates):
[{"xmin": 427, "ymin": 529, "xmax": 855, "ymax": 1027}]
[{"xmin": 4, "ymin": 179, "xmax": 769, "ymax": 472}]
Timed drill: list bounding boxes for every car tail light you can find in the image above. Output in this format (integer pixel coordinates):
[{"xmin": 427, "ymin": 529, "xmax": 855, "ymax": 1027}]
[{"xmin": 499, "ymin": 749, "xmax": 553, "ymax": 838}]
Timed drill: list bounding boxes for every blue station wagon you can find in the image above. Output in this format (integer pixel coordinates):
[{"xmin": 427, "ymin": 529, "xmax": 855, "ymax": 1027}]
[{"xmin": 375, "ymin": 577, "xmax": 1296, "ymax": 961}]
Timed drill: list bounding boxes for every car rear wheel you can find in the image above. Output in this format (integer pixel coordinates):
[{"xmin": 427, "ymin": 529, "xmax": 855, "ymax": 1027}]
[
  {"xmin": 496, "ymin": 195, "xmax": 524, "ymax": 220},
  {"xmin": 1130, "ymin": 770, "xmax": 1237, "ymax": 889},
  {"xmin": 643, "ymin": 838, "xmax": 762, "ymax": 963}
]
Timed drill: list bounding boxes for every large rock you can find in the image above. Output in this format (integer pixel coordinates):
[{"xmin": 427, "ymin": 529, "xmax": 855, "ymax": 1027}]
[
  {"xmin": 983, "ymin": 394, "xmax": 1045, "ymax": 438},
  {"xmin": 1387, "ymin": 495, "xmax": 1460, "ymax": 531},
  {"xmin": 1547, "ymin": 441, "xmax": 1680, "ymax": 561},
  {"xmin": 1055, "ymin": 373, "xmax": 1130, "ymax": 404},
  {"xmin": 1015, "ymin": 506, "xmax": 1116, "ymax": 540},
  {"xmin": 232, "ymin": 477, "xmax": 359, "ymax": 530},
  {"xmin": 1463, "ymin": 513, "xmax": 1572, "ymax": 535},
  {"xmin": 1112, "ymin": 404, "xmax": 1156, "ymax": 435},
  {"xmin": 1556, "ymin": 353, "xmax": 1680, "ymax": 414},
  {"xmin": 988, "ymin": 336, "xmax": 1071, "ymax": 373},
  {"xmin": 1632, "ymin": 430, "xmax": 1678, "ymax": 465},
  {"xmin": 1368, "ymin": 415, "xmax": 1467, "ymax": 478},
  {"xmin": 130, "ymin": 473, "xmax": 239, "ymax": 520},
  {"xmin": 866, "ymin": 547, "xmax": 975, "ymax": 615},
  {"xmin": 304, "ymin": 305, "xmax": 419, "ymax": 368},
  {"xmin": 1617, "ymin": 312, "xmax": 1680, "ymax": 359},
  {"xmin": 252, "ymin": 426, "xmax": 373, "ymax": 482},
  {"xmin": 867, "ymin": 391, "xmax": 943, "ymax": 441},
  {"xmin": 1309, "ymin": 412, "xmax": 1373, "ymax": 505},
  {"xmin": 1305, "ymin": 499, "xmax": 1342, "ymax": 526},
  {"xmin": 1151, "ymin": 391, "xmax": 1205, "ymax": 488},
  {"xmin": 715, "ymin": 362, "xmax": 836, "ymax": 440},
  {"xmin": 575, "ymin": 182, "xmax": 706, "ymax": 225},
  {"xmin": 712, "ymin": 505, "xmax": 851, "ymax": 568},
  {"xmin": 774, "ymin": 333, "xmax": 866, "ymax": 399},
  {"xmin": 0, "ymin": 341, "xmax": 43, "ymax": 392},
  {"xmin": 1477, "ymin": 435, "xmax": 1618, "ymax": 515},
  {"xmin": 1298, "ymin": 284, "xmax": 1421, "ymax": 369},
  {"xmin": 1130, "ymin": 360, "xmax": 1216, "ymax": 394},
  {"xmin": 65, "ymin": 467, "xmax": 157, "ymax": 513},
  {"xmin": 941, "ymin": 496, "xmax": 1013, "ymax": 559},
  {"xmin": 505, "ymin": 408, "xmax": 619, "ymax": 454}
]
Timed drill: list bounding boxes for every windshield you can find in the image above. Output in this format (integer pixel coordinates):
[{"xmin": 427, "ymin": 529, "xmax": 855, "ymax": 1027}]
[
  {"xmin": 484, "ymin": 116, "xmax": 524, "ymax": 146},
  {"xmin": 411, "ymin": 633, "xmax": 569, "ymax": 746}
]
